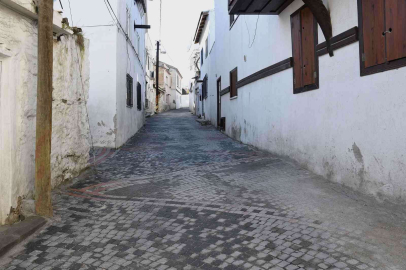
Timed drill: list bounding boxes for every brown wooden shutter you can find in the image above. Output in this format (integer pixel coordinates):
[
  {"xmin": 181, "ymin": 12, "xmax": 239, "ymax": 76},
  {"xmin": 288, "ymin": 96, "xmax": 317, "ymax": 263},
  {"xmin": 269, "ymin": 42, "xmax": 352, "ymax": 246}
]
[
  {"xmin": 301, "ymin": 7, "xmax": 316, "ymax": 86},
  {"xmin": 230, "ymin": 68, "xmax": 237, "ymax": 98},
  {"xmin": 362, "ymin": 0, "xmax": 385, "ymax": 68},
  {"xmin": 291, "ymin": 12, "xmax": 303, "ymax": 89},
  {"xmin": 385, "ymin": 0, "xmax": 406, "ymax": 62}
]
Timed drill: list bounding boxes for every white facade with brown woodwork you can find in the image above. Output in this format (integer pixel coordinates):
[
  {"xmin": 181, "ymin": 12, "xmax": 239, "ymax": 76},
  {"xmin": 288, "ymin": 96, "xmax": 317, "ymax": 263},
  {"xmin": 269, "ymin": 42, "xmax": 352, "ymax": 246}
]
[{"xmin": 198, "ymin": 0, "xmax": 406, "ymax": 203}]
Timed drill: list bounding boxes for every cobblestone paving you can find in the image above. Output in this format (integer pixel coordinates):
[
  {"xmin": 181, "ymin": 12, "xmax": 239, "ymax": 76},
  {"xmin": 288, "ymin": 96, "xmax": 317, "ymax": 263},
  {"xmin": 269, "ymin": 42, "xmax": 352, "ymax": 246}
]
[{"xmin": 2, "ymin": 109, "xmax": 406, "ymax": 270}]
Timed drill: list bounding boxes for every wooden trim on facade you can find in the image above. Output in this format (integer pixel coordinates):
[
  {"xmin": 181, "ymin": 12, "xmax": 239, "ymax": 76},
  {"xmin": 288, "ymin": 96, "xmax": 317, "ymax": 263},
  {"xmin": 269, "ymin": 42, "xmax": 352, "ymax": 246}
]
[
  {"xmin": 316, "ymin": 27, "xmax": 359, "ymax": 57},
  {"xmin": 236, "ymin": 58, "xmax": 293, "ymax": 89},
  {"xmin": 220, "ymin": 87, "xmax": 230, "ymax": 96}
]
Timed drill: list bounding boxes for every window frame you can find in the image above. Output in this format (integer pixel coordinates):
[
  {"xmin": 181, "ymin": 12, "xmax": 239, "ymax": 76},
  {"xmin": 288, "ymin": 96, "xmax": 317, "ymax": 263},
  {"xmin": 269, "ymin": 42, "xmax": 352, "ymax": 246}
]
[
  {"xmin": 126, "ymin": 74, "xmax": 134, "ymax": 108},
  {"xmin": 357, "ymin": 0, "xmax": 406, "ymax": 76},
  {"xmin": 205, "ymin": 38, "xmax": 209, "ymax": 58},
  {"xmin": 137, "ymin": 82, "xmax": 142, "ymax": 110},
  {"xmin": 290, "ymin": 5, "xmax": 319, "ymax": 95},
  {"xmin": 229, "ymin": 67, "xmax": 238, "ymax": 98},
  {"xmin": 201, "ymin": 49, "xmax": 204, "ymax": 66},
  {"xmin": 202, "ymin": 74, "xmax": 208, "ymax": 99}
]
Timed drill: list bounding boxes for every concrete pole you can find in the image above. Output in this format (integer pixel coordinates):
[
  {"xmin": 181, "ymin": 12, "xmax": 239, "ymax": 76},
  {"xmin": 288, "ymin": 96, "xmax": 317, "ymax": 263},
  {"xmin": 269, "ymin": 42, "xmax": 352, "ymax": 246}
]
[{"xmin": 35, "ymin": 0, "xmax": 54, "ymax": 217}]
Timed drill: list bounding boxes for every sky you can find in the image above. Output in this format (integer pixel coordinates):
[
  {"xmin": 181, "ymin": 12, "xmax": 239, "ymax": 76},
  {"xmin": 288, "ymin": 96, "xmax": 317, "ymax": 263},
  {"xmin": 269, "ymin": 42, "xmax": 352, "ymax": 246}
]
[
  {"xmin": 54, "ymin": 0, "xmax": 213, "ymax": 88},
  {"xmin": 146, "ymin": 0, "xmax": 214, "ymax": 86}
]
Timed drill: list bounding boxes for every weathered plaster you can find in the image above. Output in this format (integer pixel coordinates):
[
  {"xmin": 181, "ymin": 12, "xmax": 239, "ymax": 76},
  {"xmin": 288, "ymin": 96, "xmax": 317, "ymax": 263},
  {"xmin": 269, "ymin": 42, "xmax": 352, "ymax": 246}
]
[{"xmin": 0, "ymin": 4, "xmax": 90, "ymax": 224}]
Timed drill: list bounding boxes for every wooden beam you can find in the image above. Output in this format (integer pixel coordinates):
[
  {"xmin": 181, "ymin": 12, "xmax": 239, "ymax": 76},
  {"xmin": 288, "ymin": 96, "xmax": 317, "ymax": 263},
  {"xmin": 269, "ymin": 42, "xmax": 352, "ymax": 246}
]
[
  {"xmin": 302, "ymin": 0, "xmax": 334, "ymax": 56},
  {"xmin": 35, "ymin": 0, "xmax": 53, "ymax": 217}
]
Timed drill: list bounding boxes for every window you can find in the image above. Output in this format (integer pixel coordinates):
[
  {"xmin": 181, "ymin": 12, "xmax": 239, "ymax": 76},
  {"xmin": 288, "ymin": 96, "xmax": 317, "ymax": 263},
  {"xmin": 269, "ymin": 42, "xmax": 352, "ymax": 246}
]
[
  {"xmin": 126, "ymin": 74, "xmax": 133, "ymax": 107},
  {"xmin": 201, "ymin": 49, "xmax": 204, "ymax": 66},
  {"xmin": 230, "ymin": 67, "xmax": 238, "ymax": 98},
  {"xmin": 290, "ymin": 6, "xmax": 319, "ymax": 94},
  {"xmin": 205, "ymin": 38, "xmax": 209, "ymax": 58},
  {"xmin": 202, "ymin": 75, "xmax": 208, "ymax": 99},
  {"xmin": 137, "ymin": 82, "xmax": 142, "ymax": 110},
  {"xmin": 358, "ymin": 0, "xmax": 406, "ymax": 76}
]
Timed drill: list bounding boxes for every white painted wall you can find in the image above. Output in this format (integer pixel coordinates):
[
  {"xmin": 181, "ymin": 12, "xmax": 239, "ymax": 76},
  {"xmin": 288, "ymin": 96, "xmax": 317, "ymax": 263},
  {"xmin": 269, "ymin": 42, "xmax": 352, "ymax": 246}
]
[
  {"xmin": 196, "ymin": 10, "xmax": 216, "ymax": 121},
  {"xmin": 0, "ymin": 3, "xmax": 90, "ymax": 224},
  {"xmin": 181, "ymin": 94, "xmax": 190, "ymax": 108},
  {"xmin": 115, "ymin": 0, "xmax": 146, "ymax": 147},
  {"xmin": 145, "ymin": 33, "xmax": 156, "ymax": 115},
  {"xmin": 64, "ymin": 0, "xmax": 118, "ymax": 148},
  {"xmin": 212, "ymin": 0, "xmax": 406, "ymax": 203},
  {"xmin": 66, "ymin": 0, "xmax": 146, "ymax": 148}
]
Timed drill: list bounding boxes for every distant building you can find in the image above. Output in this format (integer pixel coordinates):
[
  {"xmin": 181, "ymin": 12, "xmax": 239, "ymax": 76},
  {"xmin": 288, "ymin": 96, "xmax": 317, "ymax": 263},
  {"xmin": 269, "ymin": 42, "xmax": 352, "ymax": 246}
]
[
  {"xmin": 145, "ymin": 33, "xmax": 156, "ymax": 117},
  {"xmin": 157, "ymin": 62, "xmax": 171, "ymax": 112},
  {"xmin": 157, "ymin": 61, "xmax": 185, "ymax": 111},
  {"xmin": 167, "ymin": 64, "xmax": 183, "ymax": 110}
]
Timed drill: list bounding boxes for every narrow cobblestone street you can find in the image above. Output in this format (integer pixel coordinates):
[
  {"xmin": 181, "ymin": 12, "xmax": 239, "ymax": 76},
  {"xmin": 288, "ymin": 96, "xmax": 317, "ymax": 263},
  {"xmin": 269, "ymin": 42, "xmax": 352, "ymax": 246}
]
[{"xmin": 2, "ymin": 109, "xmax": 406, "ymax": 270}]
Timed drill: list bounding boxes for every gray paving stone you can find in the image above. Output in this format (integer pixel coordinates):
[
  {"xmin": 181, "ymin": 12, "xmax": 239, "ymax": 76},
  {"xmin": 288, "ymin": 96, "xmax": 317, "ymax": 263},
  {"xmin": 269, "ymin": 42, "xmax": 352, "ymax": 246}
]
[{"xmin": 0, "ymin": 109, "xmax": 400, "ymax": 270}]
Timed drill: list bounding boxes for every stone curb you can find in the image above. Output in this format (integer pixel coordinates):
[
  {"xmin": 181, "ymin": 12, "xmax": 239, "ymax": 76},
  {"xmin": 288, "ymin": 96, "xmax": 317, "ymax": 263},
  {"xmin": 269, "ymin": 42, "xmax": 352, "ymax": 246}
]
[{"xmin": 0, "ymin": 216, "xmax": 46, "ymax": 258}]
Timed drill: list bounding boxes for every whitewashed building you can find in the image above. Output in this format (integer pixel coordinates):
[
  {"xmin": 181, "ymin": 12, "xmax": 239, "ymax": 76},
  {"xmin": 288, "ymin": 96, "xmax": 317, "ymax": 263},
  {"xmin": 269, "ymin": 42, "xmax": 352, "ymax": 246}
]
[
  {"xmin": 0, "ymin": 0, "xmax": 90, "ymax": 224},
  {"xmin": 167, "ymin": 64, "xmax": 183, "ymax": 110},
  {"xmin": 192, "ymin": 10, "xmax": 216, "ymax": 121},
  {"xmin": 145, "ymin": 33, "xmax": 156, "ymax": 116},
  {"xmin": 198, "ymin": 0, "xmax": 406, "ymax": 203},
  {"xmin": 65, "ymin": 0, "xmax": 147, "ymax": 148}
]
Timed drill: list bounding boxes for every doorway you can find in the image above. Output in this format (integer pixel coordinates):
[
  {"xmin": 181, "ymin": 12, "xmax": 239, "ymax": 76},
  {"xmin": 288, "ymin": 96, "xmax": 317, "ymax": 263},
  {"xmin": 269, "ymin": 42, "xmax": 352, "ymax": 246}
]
[{"xmin": 217, "ymin": 77, "xmax": 221, "ymax": 127}]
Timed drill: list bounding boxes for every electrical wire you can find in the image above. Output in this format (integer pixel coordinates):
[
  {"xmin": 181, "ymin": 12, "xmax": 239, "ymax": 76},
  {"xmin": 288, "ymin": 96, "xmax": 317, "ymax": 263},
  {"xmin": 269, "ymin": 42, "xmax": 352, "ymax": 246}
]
[
  {"xmin": 103, "ymin": 0, "xmax": 145, "ymax": 72},
  {"xmin": 247, "ymin": 15, "xmax": 260, "ymax": 48},
  {"xmin": 80, "ymin": 24, "xmax": 115, "ymax": 28}
]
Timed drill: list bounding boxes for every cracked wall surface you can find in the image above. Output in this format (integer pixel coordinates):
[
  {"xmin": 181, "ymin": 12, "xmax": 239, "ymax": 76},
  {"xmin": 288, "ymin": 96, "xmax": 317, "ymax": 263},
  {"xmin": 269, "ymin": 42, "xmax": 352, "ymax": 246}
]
[{"xmin": 0, "ymin": 4, "xmax": 90, "ymax": 224}]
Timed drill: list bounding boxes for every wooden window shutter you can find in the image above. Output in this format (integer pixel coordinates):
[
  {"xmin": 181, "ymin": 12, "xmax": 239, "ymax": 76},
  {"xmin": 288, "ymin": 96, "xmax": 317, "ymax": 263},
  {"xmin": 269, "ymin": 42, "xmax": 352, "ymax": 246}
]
[
  {"xmin": 291, "ymin": 12, "xmax": 303, "ymax": 89},
  {"xmin": 385, "ymin": 0, "xmax": 406, "ymax": 62},
  {"xmin": 301, "ymin": 7, "xmax": 316, "ymax": 86},
  {"xmin": 362, "ymin": 0, "xmax": 386, "ymax": 68},
  {"xmin": 137, "ymin": 82, "xmax": 142, "ymax": 110},
  {"xmin": 126, "ymin": 74, "xmax": 133, "ymax": 107},
  {"xmin": 291, "ymin": 6, "xmax": 318, "ymax": 93},
  {"xmin": 230, "ymin": 68, "xmax": 237, "ymax": 98}
]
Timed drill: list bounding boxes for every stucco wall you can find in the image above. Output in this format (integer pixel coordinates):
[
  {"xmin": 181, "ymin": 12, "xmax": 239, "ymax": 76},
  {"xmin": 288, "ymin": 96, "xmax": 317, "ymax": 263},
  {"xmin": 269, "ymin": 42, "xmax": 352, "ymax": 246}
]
[
  {"xmin": 0, "ymin": 4, "xmax": 90, "ymax": 224},
  {"xmin": 66, "ymin": 0, "xmax": 118, "ymax": 148},
  {"xmin": 181, "ymin": 94, "xmax": 190, "ymax": 109},
  {"xmin": 145, "ymin": 34, "xmax": 156, "ymax": 116},
  {"xmin": 197, "ymin": 10, "xmax": 216, "ymax": 122},
  {"xmin": 215, "ymin": 0, "xmax": 406, "ymax": 203},
  {"xmin": 115, "ymin": 0, "xmax": 146, "ymax": 148},
  {"xmin": 52, "ymin": 36, "xmax": 90, "ymax": 187}
]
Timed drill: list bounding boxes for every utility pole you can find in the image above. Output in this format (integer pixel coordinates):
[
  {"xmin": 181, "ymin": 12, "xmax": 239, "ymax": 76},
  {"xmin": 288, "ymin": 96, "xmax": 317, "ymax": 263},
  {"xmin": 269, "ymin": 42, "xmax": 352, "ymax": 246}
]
[
  {"xmin": 35, "ymin": 0, "xmax": 54, "ymax": 217},
  {"xmin": 155, "ymin": 41, "xmax": 160, "ymax": 108}
]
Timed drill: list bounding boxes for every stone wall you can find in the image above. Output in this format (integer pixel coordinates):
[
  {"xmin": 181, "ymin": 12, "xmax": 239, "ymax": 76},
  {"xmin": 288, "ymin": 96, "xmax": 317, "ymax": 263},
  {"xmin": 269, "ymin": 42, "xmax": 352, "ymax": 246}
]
[
  {"xmin": 0, "ymin": 3, "xmax": 90, "ymax": 224},
  {"xmin": 52, "ymin": 35, "xmax": 90, "ymax": 188}
]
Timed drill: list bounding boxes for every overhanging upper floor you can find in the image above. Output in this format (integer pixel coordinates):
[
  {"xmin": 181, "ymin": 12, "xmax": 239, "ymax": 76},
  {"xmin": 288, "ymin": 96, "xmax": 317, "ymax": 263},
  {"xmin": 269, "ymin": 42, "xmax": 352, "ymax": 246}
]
[{"xmin": 228, "ymin": 0, "xmax": 295, "ymax": 15}]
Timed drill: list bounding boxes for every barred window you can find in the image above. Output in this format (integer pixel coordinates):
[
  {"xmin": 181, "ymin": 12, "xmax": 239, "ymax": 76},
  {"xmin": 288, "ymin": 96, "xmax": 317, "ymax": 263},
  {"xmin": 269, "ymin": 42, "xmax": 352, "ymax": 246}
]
[{"xmin": 126, "ymin": 74, "xmax": 133, "ymax": 107}]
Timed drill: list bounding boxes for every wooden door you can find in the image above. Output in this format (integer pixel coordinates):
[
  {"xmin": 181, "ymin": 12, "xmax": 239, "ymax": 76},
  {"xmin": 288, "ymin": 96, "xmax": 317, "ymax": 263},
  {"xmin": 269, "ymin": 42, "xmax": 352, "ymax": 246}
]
[{"xmin": 217, "ymin": 78, "xmax": 221, "ymax": 127}]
